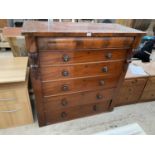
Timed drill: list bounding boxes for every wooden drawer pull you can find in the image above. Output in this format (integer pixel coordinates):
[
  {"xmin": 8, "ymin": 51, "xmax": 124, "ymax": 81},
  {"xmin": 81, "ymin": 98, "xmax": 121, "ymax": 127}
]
[
  {"xmin": 61, "ymin": 112, "xmax": 67, "ymax": 118},
  {"xmin": 62, "ymin": 54, "xmax": 70, "ymax": 62},
  {"xmin": 0, "ymin": 98, "xmax": 16, "ymax": 101},
  {"xmin": 102, "ymin": 66, "xmax": 108, "ymax": 73},
  {"xmin": 99, "ymin": 80, "xmax": 105, "ymax": 86},
  {"xmin": 61, "ymin": 85, "xmax": 69, "ymax": 91},
  {"xmin": 105, "ymin": 53, "xmax": 112, "ymax": 59},
  {"xmin": 0, "ymin": 107, "xmax": 22, "ymax": 113},
  {"xmin": 96, "ymin": 93, "xmax": 103, "ymax": 99},
  {"xmin": 61, "ymin": 98, "xmax": 68, "ymax": 106},
  {"xmin": 62, "ymin": 70, "xmax": 69, "ymax": 76}
]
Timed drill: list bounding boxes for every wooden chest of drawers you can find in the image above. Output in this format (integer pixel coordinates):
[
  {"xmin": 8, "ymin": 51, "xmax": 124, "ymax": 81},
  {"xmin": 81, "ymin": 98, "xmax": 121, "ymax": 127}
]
[{"xmin": 22, "ymin": 21, "xmax": 145, "ymax": 127}]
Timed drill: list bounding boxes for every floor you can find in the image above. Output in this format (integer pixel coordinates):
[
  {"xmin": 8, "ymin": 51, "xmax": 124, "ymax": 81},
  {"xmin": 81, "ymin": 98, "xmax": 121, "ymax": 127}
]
[
  {"xmin": 0, "ymin": 50, "xmax": 155, "ymax": 135},
  {"xmin": 0, "ymin": 101, "xmax": 155, "ymax": 135}
]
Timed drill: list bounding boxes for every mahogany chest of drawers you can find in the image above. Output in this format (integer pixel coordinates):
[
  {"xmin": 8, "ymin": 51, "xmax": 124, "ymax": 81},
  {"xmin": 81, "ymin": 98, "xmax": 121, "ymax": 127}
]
[{"xmin": 22, "ymin": 21, "xmax": 145, "ymax": 127}]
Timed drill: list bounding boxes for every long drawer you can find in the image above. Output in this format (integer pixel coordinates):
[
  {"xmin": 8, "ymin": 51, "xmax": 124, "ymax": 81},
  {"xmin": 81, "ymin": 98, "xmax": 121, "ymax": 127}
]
[
  {"xmin": 0, "ymin": 102, "xmax": 31, "ymax": 128},
  {"xmin": 37, "ymin": 37, "xmax": 134, "ymax": 50},
  {"xmin": 40, "ymin": 61, "xmax": 124, "ymax": 81},
  {"xmin": 43, "ymin": 88, "xmax": 114, "ymax": 110},
  {"xmin": 42, "ymin": 76, "xmax": 118, "ymax": 96},
  {"xmin": 39, "ymin": 49, "xmax": 127, "ymax": 66},
  {"xmin": 45, "ymin": 101, "xmax": 110, "ymax": 124},
  {"xmin": 0, "ymin": 90, "xmax": 17, "ymax": 105}
]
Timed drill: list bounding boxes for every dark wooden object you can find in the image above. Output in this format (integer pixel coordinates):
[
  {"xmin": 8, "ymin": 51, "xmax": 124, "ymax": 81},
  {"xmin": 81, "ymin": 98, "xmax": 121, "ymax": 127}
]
[{"xmin": 22, "ymin": 21, "xmax": 145, "ymax": 126}]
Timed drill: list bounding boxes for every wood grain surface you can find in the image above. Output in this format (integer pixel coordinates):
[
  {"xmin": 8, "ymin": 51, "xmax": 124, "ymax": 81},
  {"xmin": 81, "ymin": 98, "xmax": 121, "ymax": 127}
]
[
  {"xmin": 40, "ymin": 61, "xmax": 124, "ymax": 81},
  {"xmin": 0, "ymin": 70, "xmax": 33, "ymax": 128},
  {"xmin": 39, "ymin": 49, "xmax": 127, "ymax": 66},
  {"xmin": 22, "ymin": 21, "xmax": 145, "ymax": 37},
  {"xmin": 37, "ymin": 37, "xmax": 134, "ymax": 50},
  {"xmin": 0, "ymin": 57, "xmax": 28, "ymax": 83}
]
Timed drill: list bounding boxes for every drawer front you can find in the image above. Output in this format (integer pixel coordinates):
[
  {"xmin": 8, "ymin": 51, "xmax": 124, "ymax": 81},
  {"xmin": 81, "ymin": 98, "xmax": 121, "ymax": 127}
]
[
  {"xmin": 44, "ymin": 88, "xmax": 114, "ymax": 110},
  {"xmin": 115, "ymin": 85, "xmax": 145, "ymax": 106},
  {"xmin": 123, "ymin": 78, "xmax": 147, "ymax": 87},
  {"xmin": 42, "ymin": 76, "xmax": 118, "ymax": 96},
  {"xmin": 40, "ymin": 61, "xmax": 124, "ymax": 81},
  {"xmin": 39, "ymin": 49, "xmax": 127, "ymax": 66},
  {"xmin": 0, "ymin": 90, "xmax": 17, "ymax": 105},
  {"xmin": 0, "ymin": 103, "xmax": 32, "ymax": 128},
  {"xmin": 140, "ymin": 90, "xmax": 155, "ymax": 101},
  {"xmin": 45, "ymin": 101, "xmax": 110, "ymax": 124},
  {"xmin": 37, "ymin": 37, "xmax": 134, "ymax": 50}
]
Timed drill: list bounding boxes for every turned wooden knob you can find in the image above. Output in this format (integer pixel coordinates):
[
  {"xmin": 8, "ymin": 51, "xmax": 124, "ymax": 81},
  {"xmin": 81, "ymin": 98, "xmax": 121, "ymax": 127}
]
[
  {"xmin": 96, "ymin": 93, "xmax": 103, "ymax": 99},
  {"xmin": 105, "ymin": 53, "xmax": 112, "ymax": 59},
  {"xmin": 62, "ymin": 54, "xmax": 70, "ymax": 62},
  {"xmin": 62, "ymin": 85, "xmax": 69, "ymax": 91},
  {"xmin": 102, "ymin": 66, "xmax": 108, "ymax": 73},
  {"xmin": 62, "ymin": 70, "xmax": 69, "ymax": 76},
  {"xmin": 61, "ymin": 98, "xmax": 68, "ymax": 106},
  {"xmin": 99, "ymin": 80, "xmax": 105, "ymax": 86}
]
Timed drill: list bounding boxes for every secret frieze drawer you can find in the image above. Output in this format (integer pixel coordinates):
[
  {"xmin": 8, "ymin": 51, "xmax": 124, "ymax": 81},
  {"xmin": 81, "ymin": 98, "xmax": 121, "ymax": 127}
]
[
  {"xmin": 42, "ymin": 76, "xmax": 119, "ymax": 96},
  {"xmin": 39, "ymin": 49, "xmax": 127, "ymax": 66},
  {"xmin": 43, "ymin": 88, "xmax": 114, "ymax": 110},
  {"xmin": 37, "ymin": 37, "xmax": 134, "ymax": 50},
  {"xmin": 40, "ymin": 61, "xmax": 124, "ymax": 81}
]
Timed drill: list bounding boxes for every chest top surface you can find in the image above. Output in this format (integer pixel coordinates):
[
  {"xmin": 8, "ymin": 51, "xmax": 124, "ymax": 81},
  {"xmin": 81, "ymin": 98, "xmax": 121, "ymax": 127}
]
[
  {"xmin": 125, "ymin": 62, "xmax": 149, "ymax": 79},
  {"xmin": 22, "ymin": 21, "xmax": 145, "ymax": 37},
  {"xmin": 132, "ymin": 61, "xmax": 155, "ymax": 76},
  {"xmin": 0, "ymin": 57, "xmax": 28, "ymax": 84}
]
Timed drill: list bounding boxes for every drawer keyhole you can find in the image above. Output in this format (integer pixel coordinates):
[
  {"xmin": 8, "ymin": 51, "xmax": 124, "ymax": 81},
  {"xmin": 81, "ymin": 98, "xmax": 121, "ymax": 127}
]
[{"xmin": 93, "ymin": 105, "xmax": 99, "ymax": 112}]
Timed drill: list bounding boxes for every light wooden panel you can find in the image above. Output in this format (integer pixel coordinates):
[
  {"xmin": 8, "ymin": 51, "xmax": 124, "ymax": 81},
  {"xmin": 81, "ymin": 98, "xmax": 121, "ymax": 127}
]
[
  {"xmin": 0, "ymin": 57, "xmax": 28, "ymax": 83},
  {"xmin": 0, "ymin": 70, "xmax": 33, "ymax": 128},
  {"xmin": 3, "ymin": 27, "xmax": 27, "ymax": 56}
]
